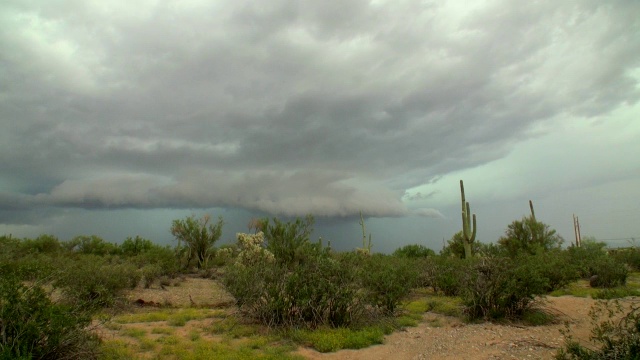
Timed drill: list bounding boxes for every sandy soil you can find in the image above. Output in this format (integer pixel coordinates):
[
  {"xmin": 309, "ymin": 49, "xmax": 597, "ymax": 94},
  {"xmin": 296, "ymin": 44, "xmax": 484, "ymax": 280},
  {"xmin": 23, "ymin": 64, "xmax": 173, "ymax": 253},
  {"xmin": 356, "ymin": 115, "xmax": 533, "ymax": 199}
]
[{"xmin": 296, "ymin": 296, "xmax": 597, "ymax": 360}]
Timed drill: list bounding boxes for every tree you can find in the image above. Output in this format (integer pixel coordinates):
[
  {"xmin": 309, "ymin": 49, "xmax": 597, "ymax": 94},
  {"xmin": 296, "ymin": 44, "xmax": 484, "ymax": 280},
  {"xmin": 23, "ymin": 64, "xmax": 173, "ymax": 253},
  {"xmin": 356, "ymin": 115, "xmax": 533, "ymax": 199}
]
[
  {"xmin": 498, "ymin": 217, "xmax": 563, "ymax": 257},
  {"xmin": 171, "ymin": 214, "xmax": 224, "ymax": 269}
]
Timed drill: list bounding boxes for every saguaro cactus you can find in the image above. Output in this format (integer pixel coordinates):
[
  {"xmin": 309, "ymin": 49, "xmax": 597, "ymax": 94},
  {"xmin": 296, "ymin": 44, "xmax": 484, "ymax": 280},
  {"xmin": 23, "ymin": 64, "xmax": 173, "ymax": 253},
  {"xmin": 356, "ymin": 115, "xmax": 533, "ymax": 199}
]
[
  {"xmin": 529, "ymin": 200, "xmax": 536, "ymax": 221},
  {"xmin": 358, "ymin": 211, "xmax": 372, "ymax": 254},
  {"xmin": 460, "ymin": 180, "xmax": 477, "ymax": 259}
]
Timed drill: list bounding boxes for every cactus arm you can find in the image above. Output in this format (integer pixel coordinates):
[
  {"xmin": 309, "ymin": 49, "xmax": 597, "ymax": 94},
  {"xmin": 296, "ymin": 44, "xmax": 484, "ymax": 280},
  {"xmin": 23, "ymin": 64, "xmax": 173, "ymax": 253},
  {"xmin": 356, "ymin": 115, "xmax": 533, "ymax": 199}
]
[{"xmin": 471, "ymin": 213, "xmax": 477, "ymax": 243}]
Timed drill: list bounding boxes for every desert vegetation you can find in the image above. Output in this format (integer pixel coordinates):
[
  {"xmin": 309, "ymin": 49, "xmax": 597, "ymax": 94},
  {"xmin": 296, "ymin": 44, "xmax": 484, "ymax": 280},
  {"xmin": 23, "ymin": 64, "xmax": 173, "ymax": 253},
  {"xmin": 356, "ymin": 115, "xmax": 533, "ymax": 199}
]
[{"xmin": 2, "ymin": 185, "xmax": 640, "ymax": 359}]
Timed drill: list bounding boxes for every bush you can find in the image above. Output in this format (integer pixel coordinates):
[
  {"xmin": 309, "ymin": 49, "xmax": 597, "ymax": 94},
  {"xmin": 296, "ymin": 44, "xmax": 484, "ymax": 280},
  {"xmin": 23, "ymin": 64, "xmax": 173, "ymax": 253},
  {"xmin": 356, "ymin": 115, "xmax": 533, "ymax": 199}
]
[
  {"xmin": 120, "ymin": 236, "xmax": 155, "ymax": 256},
  {"xmin": 393, "ymin": 244, "xmax": 435, "ymax": 258},
  {"xmin": 8, "ymin": 253, "xmax": 62, "ymax": 281},
  {"xmin": 556, "ymin": 300, "xmax": 640, "ymax": 359},
  {"xmin": 64, "ymin": 235, "xmax": 121, "ymax": 256},
  {"xmin": 611, "ymin": 247, "xmax": 640, "ymax": 271},
  {"xmin": 54, "ymin": 255, "xmax": 140, "ymax": 308},
  {"xmin": 587, "ymin": 256, "xmax": 628, "ymax": 288},
  {"xmin": 361, "ymin": 255, "xmax": 419, "ymax": 314},
  {"xmin": 19, "ymin": 234, "xmax": 63, "ymax": 254},
  {"xmin": 223, "ymin": 228, "xmax": 367, "ymax": 328},
  {"xmin": 129, "ymin": 245, "xmax": 181, "ymax": 277},
  {"xmin": 461, "ymin": 256, "xmax": 549, "ymax": 320},
  {"xmin": 567, "ymin": 241, "xmax": 609, "ymax": 278},
  {"xmin": 534, "ymin": 250, "xmax": 581, "ymax": 292},
  {"xmin": 0, "ymin": 274, "xmax": 99, "ymax": 359},
  {"xmin": 421, "ymin": 256, "xmax": 467, "ymax": 296},
  {"xmin": 260, "ymin": 215, "xmax": 315, "ymax": 268},
  {"xmin": 498, "ymin": 217, "xmax": 564, "ymax": 257}
]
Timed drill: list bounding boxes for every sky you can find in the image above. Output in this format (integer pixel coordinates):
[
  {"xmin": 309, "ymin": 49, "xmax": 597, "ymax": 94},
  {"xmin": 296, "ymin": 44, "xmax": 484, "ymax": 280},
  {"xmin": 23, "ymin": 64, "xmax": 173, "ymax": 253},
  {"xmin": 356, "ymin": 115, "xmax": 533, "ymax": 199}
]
[{"xmin": 1, "ymin": 0, "xmax": 639, "ymax": 253}]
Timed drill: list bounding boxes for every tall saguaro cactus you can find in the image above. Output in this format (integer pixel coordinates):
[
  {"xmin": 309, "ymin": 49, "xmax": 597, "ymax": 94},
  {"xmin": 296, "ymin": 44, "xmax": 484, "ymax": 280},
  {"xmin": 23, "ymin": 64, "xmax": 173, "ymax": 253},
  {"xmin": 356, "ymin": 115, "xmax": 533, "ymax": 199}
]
[
  {"xmin": 460, "ymin": 180, "xmax": 477, "ymax": 259},
  {"xmin": 529, "ymin": 200, "xmax": 536, "ymax": 221},
  {"xmin": 358, "ymin": 211, "xmax": 372, "ymax": 254}
]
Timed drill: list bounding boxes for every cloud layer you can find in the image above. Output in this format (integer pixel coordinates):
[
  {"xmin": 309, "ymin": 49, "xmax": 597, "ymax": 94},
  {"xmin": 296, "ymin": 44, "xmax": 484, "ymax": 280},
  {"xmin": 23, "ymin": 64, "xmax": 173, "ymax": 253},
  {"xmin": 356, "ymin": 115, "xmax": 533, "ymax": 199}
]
[{"xmin": 1, "ymin": 0, "xmax": 639, "ymax": 224}]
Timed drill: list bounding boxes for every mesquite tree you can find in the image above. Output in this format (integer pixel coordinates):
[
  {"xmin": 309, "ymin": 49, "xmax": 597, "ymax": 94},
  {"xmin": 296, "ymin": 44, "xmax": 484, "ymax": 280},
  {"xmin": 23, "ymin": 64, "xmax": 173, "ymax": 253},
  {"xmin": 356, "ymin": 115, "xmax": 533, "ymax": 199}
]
[{"xmin": 171, "ymin": 214, "xmax": 224, "ymax": 269}]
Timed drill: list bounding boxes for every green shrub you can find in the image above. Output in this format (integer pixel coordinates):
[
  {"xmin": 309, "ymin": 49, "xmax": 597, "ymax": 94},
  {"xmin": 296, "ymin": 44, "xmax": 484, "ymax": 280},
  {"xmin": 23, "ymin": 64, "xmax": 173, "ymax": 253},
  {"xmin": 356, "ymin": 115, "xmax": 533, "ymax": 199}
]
[
  {"xmin": 556, "ymin": 300, "xmax": 640, "ymax": 359},
  {"xmin": 64, "ymin": 235, "xmax": 121, "ymax": 256},
  {"xmin": 588, "ymin": 257, "xmax": 628, "ymax": 288},
  {"xmin": 55, "ymin": 255, "xmax": 140, "ymax": 308},
  {"xmin": 361, "ymin": 255, "xmax": 419, "ymax": 314},
  {"xmin": 421, "ymin": 256, "xmax": 466, "ymax": 296},
  {"xmin": 0, "ymin": 274, "xmax": 99, "ymax": 359},
  {"xmin": 0, "ymin": 236, "xmax": 65, "ymax": 281},
  {"xmin": 534, "ymin": 250, "xmax": 581, "ymax": 292},
  {"xmin": 498, "ymin": 217, "xmax": 564, "ymax": 257},
  {"xmin": 612, "ymin": 248, "xmax": 640, "ymax": 271},
  {"xmin": 141, "ymin": 264, "xmax": 164, "ymax": 288},
  {"xmin": 130, "ymin": 245, "xmax": 181, "ymax": 277},
  {"xmin": 592, "ymin": 287, "xmax": 640, "ymax": 300},
  {"xmin": 225, "ymin": 249, "xmax": 364, "ymax": 328},
  {"xmin": 260, "ymin": 215, "xmax": 315, "ymax": 268},
  {"xmin": 120, "ymin": 236, "xmax": 155, "ymax": 256},
  {"xmin": 392, "ymin": 244, "xmax": 435, "ymax": 258},
  {"xmin": 19, "ymin": 234, "xmax": 63, "ymax": 254},
  {"xmin": 289, "ymin": 326, "xmax": 385, "ymax": 353},
  {"xmin": 567, "ymin": 241, "xmax": 609, "ymax": 278},
  {"xmin": 224, "ymin": 227, "xmax": 367, "ymax": 328},
  {"xmin": 461, "ymin": 256, "xmax": 549, "ymax": 320}
]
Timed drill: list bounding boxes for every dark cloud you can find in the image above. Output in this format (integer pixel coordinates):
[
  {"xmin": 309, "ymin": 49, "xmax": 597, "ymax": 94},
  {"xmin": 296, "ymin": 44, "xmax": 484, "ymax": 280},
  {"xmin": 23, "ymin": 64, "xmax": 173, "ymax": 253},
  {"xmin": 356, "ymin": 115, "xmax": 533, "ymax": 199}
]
[{"xmin": 1, "ymin": 0, "xmax": 639, "ymax": 225}]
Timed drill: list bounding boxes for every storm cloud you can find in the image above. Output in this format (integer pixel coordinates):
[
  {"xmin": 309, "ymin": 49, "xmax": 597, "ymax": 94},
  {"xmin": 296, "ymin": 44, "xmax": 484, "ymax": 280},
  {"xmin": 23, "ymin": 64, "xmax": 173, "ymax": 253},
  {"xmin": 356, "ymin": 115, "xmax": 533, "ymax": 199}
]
[{"xmin": 1, "ymin": 0, "xmax": 639, "ymax": 248}]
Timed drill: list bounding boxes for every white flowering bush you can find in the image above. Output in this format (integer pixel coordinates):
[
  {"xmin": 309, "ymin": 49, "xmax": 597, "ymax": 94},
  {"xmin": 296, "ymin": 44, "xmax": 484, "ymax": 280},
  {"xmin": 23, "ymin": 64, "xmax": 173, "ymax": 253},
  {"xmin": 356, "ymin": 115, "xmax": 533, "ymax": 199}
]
[{"xmin": 235, "ymin": 232, "xmax": 275, "ymax": 266}]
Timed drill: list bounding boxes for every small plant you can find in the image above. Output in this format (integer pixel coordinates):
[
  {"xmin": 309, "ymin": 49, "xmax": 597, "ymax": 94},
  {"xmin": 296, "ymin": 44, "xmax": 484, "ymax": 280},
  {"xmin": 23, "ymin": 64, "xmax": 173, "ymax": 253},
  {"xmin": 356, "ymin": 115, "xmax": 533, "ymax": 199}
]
[
  {"xmin": 593, "ymin": 287, "xmax": 640, "ymax": 300},
  {"xmin": 425, "ymin": 296, "xmax": 464, "ymax": 317},
  {"xmin": 141, "ymin": 264, "xmax": 163, "ymax": 288},
  {"xmin": 288, "ymin": 327, "xmax": 385, "ymax": 353}
]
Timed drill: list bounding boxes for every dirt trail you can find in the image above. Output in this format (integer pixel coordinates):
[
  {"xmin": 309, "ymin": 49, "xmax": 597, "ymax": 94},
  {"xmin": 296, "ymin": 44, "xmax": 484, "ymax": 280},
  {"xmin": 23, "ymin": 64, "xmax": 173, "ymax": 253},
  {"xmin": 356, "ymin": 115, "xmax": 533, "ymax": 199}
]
[{"xmin": 297, "ymin": 296, "xmax": 597, "ymax": 360}]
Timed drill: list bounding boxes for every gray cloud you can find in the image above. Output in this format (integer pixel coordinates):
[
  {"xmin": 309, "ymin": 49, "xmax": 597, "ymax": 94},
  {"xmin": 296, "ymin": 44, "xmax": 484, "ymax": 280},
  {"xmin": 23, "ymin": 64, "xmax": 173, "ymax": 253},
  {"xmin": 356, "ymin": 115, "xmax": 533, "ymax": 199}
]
[
  {"xmin": 1, "ymin": 0, "xmax": 639, "ymax": 225},
  {"xmin": 412, "ymin": 208, "xmax": 445, "ymax": 219}
]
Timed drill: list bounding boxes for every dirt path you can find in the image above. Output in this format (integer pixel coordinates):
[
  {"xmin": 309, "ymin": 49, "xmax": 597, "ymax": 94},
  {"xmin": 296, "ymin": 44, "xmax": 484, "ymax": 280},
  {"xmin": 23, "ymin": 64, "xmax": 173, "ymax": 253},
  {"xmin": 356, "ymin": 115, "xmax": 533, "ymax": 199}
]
[{"xmin": 297, "ymin": 296, "xmax": 597, "ymax": 360}]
